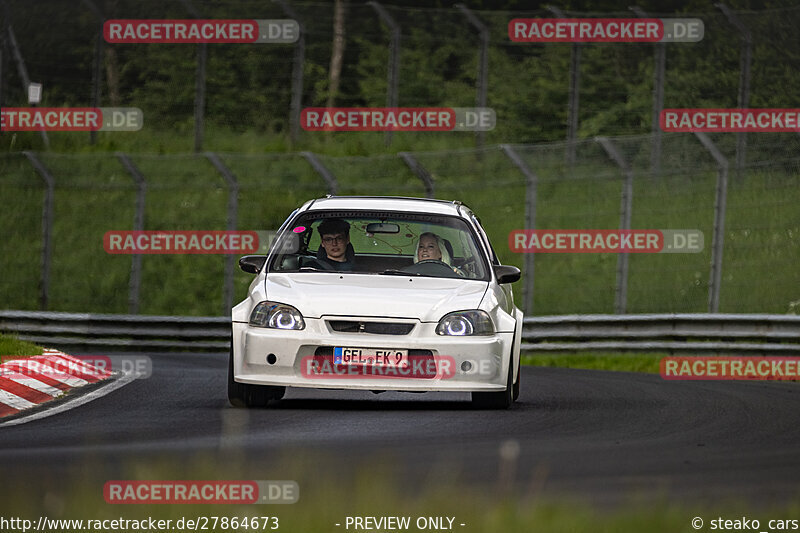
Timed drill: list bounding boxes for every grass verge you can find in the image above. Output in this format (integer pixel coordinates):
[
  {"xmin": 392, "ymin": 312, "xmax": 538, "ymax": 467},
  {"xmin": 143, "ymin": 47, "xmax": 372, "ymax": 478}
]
[
  {"xmin": 0, "ymin": 333, "xmax": 43, "ymax": 358},
  {"xmin": 523, "ymin": 352, "xmax": 664, "ymax": 374}
]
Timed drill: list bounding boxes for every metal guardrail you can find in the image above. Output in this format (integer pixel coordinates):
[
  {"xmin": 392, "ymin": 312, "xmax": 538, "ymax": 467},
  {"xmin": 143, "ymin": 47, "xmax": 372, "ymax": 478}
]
[
  {"xmin": 1, "ymin": 310, "xmax": 799, "ymax": 355},
  {"xmin": 0, "ymin": 311, "xmax": 230, "ymax": 353},
  {"xmin": 521, "ymin": 313, "xmax": 800, "ymax": 354}
]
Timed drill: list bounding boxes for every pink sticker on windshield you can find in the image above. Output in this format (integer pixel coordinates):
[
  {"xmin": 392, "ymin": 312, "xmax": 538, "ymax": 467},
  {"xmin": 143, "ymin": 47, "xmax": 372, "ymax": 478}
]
[{"xmin": 293, "ymin": 226, "xmax": 306, "ymax": 233}]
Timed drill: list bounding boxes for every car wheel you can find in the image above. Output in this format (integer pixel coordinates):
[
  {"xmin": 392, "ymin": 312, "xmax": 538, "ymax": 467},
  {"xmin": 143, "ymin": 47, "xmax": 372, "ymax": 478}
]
[
  {"xmin": 471, "ymin": 357, "xmax": 513, "ymax": 410},
  {"xmin": 228, "ymin": 341, "xmax": 285, "ymax": 408},
  {"xmin": 512, "ymin": 357, "xmax": 520, "ymax": 402}
]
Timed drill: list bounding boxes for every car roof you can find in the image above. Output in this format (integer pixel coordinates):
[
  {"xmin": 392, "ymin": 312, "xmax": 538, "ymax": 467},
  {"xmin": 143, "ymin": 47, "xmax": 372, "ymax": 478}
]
[{"xmin": 302, "ymin": 196, "xmax": 468, "ymax": 216}]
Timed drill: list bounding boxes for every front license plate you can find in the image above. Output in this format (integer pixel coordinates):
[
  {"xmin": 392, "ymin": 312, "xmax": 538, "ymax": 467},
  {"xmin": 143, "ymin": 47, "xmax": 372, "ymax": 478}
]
[{"xmin": 333, "ymin": 347, "xmax": 409, "ymax": 368}]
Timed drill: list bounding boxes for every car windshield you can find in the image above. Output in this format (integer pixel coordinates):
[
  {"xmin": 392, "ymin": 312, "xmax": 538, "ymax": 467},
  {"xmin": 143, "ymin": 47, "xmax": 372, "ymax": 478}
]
[{"xmin": 268, "ymin": 211, "xmax": 489, "ymax": 280}]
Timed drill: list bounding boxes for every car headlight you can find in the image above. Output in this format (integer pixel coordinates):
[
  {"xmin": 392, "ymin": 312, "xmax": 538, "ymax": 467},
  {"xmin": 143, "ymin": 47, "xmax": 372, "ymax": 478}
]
[
  {"xmin": 436, "ymin": 310, "xmax": 494, "ymax": 336},
  {"xmin": 249, "ymin": 301, "xmax": 305, "ymax": 330}
]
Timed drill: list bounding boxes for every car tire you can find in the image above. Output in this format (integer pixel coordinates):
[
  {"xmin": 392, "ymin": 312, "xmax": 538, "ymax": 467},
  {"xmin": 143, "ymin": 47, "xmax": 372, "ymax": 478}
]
[
  {"xmin": 471, "ymin": 357, "xmax": 513, "ymax": 410},
  {"xmin": 228, "ymin": 341, "xmax": 285, "ymax": 408},
  {"xmin": 512, "ymin": 357, "xmax": 520, "ymax": 402}
]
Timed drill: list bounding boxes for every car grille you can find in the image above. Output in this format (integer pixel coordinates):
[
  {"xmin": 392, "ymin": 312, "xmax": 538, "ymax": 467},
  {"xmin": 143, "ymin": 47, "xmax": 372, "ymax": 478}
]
[{"xmin": 327, "ymin": 320, "xmax": 415, "ymax": 335}]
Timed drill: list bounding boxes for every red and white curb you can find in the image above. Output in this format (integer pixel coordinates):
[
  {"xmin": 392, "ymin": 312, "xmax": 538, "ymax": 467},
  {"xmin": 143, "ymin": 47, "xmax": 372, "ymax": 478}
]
[{"xmin": 0, "ymin": 348, "xmax": 112, "ymax": 419}]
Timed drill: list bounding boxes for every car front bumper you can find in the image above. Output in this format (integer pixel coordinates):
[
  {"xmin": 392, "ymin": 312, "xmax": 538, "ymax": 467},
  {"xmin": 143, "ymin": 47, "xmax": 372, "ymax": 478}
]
[{"xmin": 232, "ymin": 318, "xmax": 513, "ymax": 392}]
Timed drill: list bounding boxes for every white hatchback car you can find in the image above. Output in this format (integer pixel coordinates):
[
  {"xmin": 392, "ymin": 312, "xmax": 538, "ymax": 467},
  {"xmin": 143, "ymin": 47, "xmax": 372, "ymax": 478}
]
[{"xmin": 230, "ymin": 196, "xmax": 523, "ymax": 408}]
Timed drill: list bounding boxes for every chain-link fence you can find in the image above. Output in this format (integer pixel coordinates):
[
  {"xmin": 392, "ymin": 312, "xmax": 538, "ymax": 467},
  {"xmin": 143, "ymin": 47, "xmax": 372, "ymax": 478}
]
[
  {"xmin": 2, "ymin": 132, "xmax": 798, "ymax": 317},
  {"xmin": 3, "ymin": 3, "xmax": 800, "ymax": 149}
]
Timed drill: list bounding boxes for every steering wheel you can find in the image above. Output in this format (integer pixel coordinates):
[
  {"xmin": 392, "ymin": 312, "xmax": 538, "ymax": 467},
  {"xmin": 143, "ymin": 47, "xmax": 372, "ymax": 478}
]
[
  {"xmin": 402, "ymin": 259, "xmax": 463, "ymax": 278},
  {"xmin": 299, "ymin": 255, "xmax": 335, "ymax": 270},
  {"xmin": 416, "ymin": 259, "xmax": 451, "ymax": 268}
]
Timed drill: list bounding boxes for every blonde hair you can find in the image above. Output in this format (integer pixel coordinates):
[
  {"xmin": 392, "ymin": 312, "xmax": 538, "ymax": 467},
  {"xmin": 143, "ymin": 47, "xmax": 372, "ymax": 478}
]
[{"xmin": 413, "ymin": 232, "xmax": 451, "ymax": 265}]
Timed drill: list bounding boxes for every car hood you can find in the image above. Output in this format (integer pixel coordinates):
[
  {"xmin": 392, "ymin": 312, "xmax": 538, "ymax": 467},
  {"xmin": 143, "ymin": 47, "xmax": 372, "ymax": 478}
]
[{"xmin": 265, "ymin": 273, "xmax": 488, "ymax": 322}]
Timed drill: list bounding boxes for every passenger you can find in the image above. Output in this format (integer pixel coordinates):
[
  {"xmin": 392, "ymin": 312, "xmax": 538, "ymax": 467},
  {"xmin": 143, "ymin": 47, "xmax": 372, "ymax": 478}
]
[{"xmin": 317, "ymin": 218, "xmax": 357, "ymax": 271}]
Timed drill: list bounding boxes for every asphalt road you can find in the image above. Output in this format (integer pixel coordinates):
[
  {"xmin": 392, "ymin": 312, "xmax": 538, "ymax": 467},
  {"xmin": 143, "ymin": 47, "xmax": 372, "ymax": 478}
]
[{"xmin": 1, "ymin": 352, "xmax": 799, "ymax": 507}]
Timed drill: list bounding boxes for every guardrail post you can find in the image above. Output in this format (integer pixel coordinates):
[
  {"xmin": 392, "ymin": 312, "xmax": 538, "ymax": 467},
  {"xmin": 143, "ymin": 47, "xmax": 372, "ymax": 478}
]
[
  {"xmin": 694, "ymin": 133, "xmax": 729, "ymax": 313},
  {"xmin": 274, "ymin": 0, "xmax": 305, "ymax": 145},
  {"xmin": 22, "ymin": 151, "xmax": 54, "ymax": 310},
  {"xmin": 368, "ymin": 1, "xmax": 400, "ymax": 147},
  {"xmin": 398, "ymin": 152, "xmax": 434, "ymax": 199},
  {"xmin": 301, "ymin": 151, "xmax": 337, "ymax": 195},
  {"xmin": 116, "ymin": 152, "xmax": 146, "ymax": 314},
  {"xmin": 500, "ymin": 144, "xmax": 537, "ymax": 314},
  {"xmin": 456, "ymin": 4, "xmax": 489, "ymax": 149},
  {"xmin": 596, "ymin": 137, "xmax": 634, "ymax": 314},
  {"xmin": 206, "ymin": 152, "xmax": 239, "ymax": 315}
]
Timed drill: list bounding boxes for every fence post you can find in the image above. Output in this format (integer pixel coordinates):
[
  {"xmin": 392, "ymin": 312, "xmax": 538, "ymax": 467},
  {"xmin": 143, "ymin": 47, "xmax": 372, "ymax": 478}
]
[
  {"xmin": 715, "ymin": 3, "xmax": 751, "ymax": 179},
  {"xmin": 500, "ymin": 144, "xmax": 537, "ymax": 314},
  {"xmin": 206, "ymin": 152, "xmax": 239, "ymax": 315},
  {"xmin": 630, "ymin": 6, "xmax": 664, "ymax": 178},
  {"xmin": 0, "ymin": 41, "xmax": 3, "ymax": 108},
  {"xmin": 178, "ymin": 0, "xmax": 207, "ymax": 152},
  {"xmin": 4, "ymin": 16, "xmax": 49, "ymax": 149},
  {"xmin": 301, "ymin": 152, "xmax": 337, "ymax": 194},
  {"xmin": 274, "ymin": 0, "xmax": 305, "ymax": 145},
  {"xmin": 0, "ymin": 16, "xmax": 4, "ymax": 107},
  {"xmin": 23, "ymin": 152, "xmax": 54, "ymax": 311},
  {"xmin": 456, "ymin": 4, "xmax": 489, "ymax": 149},
  {"xmin": 399, "ymin": 152, "xmax": 434, "ymax": 198},
  {"xmin": 546, "ymin": 6, "xmax": 579, "ymax": 168},
  {"xmin": 0, "ymin": 37, "xmax": 6, "ymax": 109},
  {"xmin": 194, "ymin": 44, "xmax": 207, "ymax": 152},
  {"xmin": 369, "ymin": 1, "xmax": 400, "ymax": 147},
  {"xmin": 694, "ymin": 132, "xmax": 729, "ymax": 313},
  {"xmin": 116, "ymin": 152, "xmax": 146, "ymax": 314},
  {"xmin": 81, "ymin": 0, "xmax": 105, "ymax": 146},
  {"xmin": 596, "ymin": 137, "xmax": 634, "ymax": 314}
]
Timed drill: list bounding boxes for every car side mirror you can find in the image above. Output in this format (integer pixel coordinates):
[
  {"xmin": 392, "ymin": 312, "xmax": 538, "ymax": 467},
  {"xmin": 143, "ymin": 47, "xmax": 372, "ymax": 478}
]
[
  {"xmin": 239, "ymin": 255, "xmax": 267, "ymax": 274},
  {"xmin": 493, "ymin": 265, "xmax": 521, "ymax": 284}
]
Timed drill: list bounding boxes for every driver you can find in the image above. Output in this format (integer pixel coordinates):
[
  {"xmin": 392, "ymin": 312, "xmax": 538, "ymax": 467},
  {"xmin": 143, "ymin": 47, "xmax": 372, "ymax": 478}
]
[
  {"xmin": 414, "ymin": 232, "xmax": 464, "ymax": 276},
  {"xmin": 318, "ymin": 218, "xmax": 357, "ymax": 271}
]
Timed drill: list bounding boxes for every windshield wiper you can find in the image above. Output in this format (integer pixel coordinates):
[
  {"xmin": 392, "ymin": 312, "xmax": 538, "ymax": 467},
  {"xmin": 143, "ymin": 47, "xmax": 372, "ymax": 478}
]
[{"xmin": 379, "ymin": 269, "xmax": 428, "ymax": 277}]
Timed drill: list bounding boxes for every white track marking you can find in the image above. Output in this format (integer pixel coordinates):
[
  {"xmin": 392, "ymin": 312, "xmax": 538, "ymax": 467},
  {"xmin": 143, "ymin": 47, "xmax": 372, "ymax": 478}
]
[
  {"xmin": 0, "ymin": 389, "xmax": 38, "ymax": 410},
  {"xmin": 5, "ymin": 374, "xmax": 63, "ymax": 397},
  {"xmin": 0, "ymin": 372, "xmax": 136, "ymax": 427}
]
